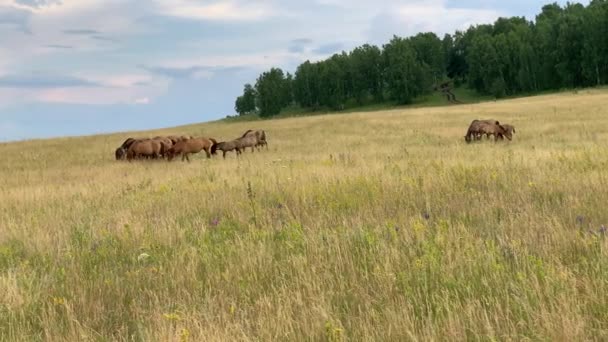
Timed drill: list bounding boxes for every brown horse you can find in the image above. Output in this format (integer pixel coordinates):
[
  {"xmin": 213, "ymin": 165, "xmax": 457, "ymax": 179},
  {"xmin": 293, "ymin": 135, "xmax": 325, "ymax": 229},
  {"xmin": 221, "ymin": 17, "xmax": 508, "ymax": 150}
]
[
  {"xmin": 465, "ymin": 120, "xmax": 510, "ymax": 143},
  {"xmin": 115, "ymin": 137, "xmax": 137, "ymax": 160},
  {"xmin": 153, "ymin": 136, "xmax": 174, "ymax": 158},
  {"xmin": 478, "ymin": 121, "xmax": 511, "ymax": 142},
  {"xmin": 241, "ymin": 129, "xmax": 268, "ymax": 150},
  {"xmin": 126, "ymin": 139, "xmax": 162, "ymax": 161},
  {"xmin": 236, "ymin": 135, "xmax": 258, "ymax": 153},
  {"xmin": 479, "ymin": 122, "xmax": 515, "ymax": 141},
  {"xmin": 215, "ymin": 140, "xmax": 242, "ymax": 159},
  {"xmin": 465, "ymin": 120, "xmax": 487, "ymax": 143},
  {"xmin": 167, "ymin": 137, "xmax": 217, "ymax": 162}
]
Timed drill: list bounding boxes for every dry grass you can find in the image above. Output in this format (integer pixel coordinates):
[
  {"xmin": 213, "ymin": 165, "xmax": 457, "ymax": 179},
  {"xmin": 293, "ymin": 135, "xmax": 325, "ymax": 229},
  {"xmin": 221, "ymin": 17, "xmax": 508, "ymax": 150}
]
[{"xmin": 1, "ymin": 89, "xmax": 608, "ymax": 341}]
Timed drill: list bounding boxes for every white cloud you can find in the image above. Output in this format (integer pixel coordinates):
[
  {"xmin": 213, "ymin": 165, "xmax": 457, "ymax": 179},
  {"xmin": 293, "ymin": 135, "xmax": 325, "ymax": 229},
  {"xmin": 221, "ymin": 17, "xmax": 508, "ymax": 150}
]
[
  {"xmin": 156, "ymin": 53, "xmax": 283, "ymax": 69},
  {"xmin": 73, "ymin": 72, "xmax": 160, "ymax": 88},
  {"xmin": 3, "ymin": 0, "xmax": 103, "ymax": 15},
  {"xmin": 154, "ymin": 0, "xmax": 275, "ymax": 21},
  {"xmin": 396, "ymin": 1, "xmax": 501, "ymax": 34},
  {"xmin": 134, "ymin": 97, "xmax": 150, "ymax": 104},
  {"xmin": 0, "ymin": 72, "xmax": 169, "ymax": 106},
  {"xmin": 34, "ymin": 84, "xmax": 163, "ymax": 105},
  {"xmin": 363, "ymin": 0, "xmax": 503, "ymax": 43}
]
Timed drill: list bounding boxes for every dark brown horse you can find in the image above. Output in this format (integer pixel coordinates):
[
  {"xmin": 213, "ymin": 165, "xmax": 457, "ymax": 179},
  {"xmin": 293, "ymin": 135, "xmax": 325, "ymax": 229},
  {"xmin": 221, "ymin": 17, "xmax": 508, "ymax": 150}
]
[
  {"xmin": 115, "ymin": 147, "xmax": 127, "ymax": 160},
  {"xmin": 115, "ymin": 137, "xmax": 141, "ymax": 161},
  {"xmin": 214, "ymin": 140, "xmax": 243, "ymax": 159}
]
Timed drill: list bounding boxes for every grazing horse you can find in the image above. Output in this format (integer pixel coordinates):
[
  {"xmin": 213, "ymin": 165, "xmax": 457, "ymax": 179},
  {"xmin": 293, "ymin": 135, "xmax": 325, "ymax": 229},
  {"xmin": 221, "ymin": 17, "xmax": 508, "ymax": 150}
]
[
  {"xmin": 478, "ymin": 122, "xmax": 515, "ymax": 141},
  {"xmin": 115, "ymin": 147, "xmax": 127, "ymax": 160},
  {"xmin": 126, "ymin": 139, "xmax": 162, "ymax": 161},
  {"xmin": 153, "ymin": 136, "xmax": 174, "ymax": 159},
  {"xmin": 480, "ymin": 121, "xmax": 511, "ymax": 141},
  {"xmin": 500, "ymin": 124, "xmax": 516, "ymax": 140},
  {"xmin": 465, "ymin": 120, "xmax": 486, "ymax": 143},
  {"xmin": 167, "ymin": 137, "xmax": 217, "ymax": 162},
  {"xmin": 115, "ymin": 137, "xmax": 145, "ymax": 161},
  {"xmin": 465, "ymin": 119, "xmax": 511, "ymax": 143}
]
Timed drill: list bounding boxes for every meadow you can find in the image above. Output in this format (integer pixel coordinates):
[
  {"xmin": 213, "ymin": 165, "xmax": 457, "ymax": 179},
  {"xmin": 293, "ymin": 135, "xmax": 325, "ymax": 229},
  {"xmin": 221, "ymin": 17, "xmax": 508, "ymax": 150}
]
[{"xmin": 1, "ymin": 89, "xmax": 608, "ymax": 341}]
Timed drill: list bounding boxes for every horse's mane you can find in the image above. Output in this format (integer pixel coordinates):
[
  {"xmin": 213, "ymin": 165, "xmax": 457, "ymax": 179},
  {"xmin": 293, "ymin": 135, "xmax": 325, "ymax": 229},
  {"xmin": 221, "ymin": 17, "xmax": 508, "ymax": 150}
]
[{"xmin": 241, "ymin": 129, "xmax": 254, "ymax": 138}]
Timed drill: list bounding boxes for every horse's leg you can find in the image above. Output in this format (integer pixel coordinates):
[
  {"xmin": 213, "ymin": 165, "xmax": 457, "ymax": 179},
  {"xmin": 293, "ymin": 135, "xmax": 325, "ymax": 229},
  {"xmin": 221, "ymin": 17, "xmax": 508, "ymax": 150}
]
[
  {"xmin": 205, "ymin": 148, "xmax": 211, "ymax": 159},
  {"xmin": 222, "ymin": 151, "xmax": 227, "ymax": 159}
]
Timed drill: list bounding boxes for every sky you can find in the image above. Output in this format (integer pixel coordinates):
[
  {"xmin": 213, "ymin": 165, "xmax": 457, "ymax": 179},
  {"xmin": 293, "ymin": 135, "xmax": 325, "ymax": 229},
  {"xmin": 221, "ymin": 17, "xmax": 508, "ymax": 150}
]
[{"xmin": 0, "ymin": 0, "xmax": 589, "ymax": 142}]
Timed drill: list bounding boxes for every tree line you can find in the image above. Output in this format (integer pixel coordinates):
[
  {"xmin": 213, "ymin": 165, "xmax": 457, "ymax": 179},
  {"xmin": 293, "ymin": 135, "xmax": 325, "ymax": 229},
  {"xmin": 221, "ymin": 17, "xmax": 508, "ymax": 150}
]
[{"xmin": 235, "ymin": 1, "xmax": 608, "ymax": 117}]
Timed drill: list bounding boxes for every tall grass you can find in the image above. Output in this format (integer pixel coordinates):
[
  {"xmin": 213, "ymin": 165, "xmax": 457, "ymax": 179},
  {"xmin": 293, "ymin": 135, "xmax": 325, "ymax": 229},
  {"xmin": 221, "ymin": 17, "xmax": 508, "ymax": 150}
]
[{"xmin": 1, "ymin": 89, "xmax": 608, "ymax": 340}]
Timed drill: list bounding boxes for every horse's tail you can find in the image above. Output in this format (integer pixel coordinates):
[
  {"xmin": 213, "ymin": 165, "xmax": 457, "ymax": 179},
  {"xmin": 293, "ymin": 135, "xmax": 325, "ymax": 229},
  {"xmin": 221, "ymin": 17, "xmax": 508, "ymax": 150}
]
[
  {"xmin": 241, "ymin": 129, "xmax": 254, "ymax": 138},
  {"xmin": 210, "ymin": 138, "xmax": 218, "ymax": 155}
]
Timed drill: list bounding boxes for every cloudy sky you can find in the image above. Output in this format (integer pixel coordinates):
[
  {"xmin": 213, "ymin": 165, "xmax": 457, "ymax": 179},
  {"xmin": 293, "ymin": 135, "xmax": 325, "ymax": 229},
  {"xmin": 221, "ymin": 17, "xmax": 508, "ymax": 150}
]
[{"xmin": 0, "ymin": 0, "xmax": 588, "ymax": 141}]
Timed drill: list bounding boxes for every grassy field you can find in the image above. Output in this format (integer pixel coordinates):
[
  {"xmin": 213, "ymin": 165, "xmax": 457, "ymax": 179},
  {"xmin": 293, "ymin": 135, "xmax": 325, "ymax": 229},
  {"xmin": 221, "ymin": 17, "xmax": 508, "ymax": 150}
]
[{"xmin": 1, "ymin": 89, "xmax": 608, "ymax": 341}]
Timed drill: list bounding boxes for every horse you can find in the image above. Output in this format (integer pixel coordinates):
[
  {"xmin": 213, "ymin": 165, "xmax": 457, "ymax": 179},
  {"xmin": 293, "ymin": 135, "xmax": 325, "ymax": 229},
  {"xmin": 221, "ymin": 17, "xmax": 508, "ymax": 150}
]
[
  {"xmin": 166, "ymin": 137, "xmax": 217, "ymax": 162},
  {"xmin": 214, "ymin": 140, "xmax": 242, "ymax": 159},
  {"xmin": 241, "ymin": 129, "xmax": 268, "ymax": 151}
]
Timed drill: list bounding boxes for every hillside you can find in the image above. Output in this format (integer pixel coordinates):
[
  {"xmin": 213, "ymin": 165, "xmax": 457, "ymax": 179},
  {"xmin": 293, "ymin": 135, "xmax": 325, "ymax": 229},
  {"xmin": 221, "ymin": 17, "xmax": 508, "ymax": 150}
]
[{"xmin": 2, "ymin": 89, "xmax": 608, "ymax": 340}]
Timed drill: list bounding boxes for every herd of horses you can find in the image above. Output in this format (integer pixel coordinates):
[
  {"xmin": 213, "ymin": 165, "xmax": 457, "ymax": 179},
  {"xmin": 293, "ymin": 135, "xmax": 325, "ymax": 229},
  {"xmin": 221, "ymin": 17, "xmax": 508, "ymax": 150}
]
[
  {"xmin": 114, "ymin": 129, "xmax": 268, "ymax": 162},
  {"xmin": 113, "ymin": 119, "xmax": 513, "ymax": 162},
  {"xmin": 464, "ymin": 119, "xmax": 516, "ymax": 143}
]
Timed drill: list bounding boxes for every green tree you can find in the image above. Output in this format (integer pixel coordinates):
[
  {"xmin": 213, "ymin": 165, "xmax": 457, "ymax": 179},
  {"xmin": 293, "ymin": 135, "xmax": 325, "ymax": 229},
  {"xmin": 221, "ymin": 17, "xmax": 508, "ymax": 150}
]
[
  {"xmin": 554, "ymin": 3, "xmax": 586, "ymax": 88},
  {"xmin": 255, "ymin": 68, "xmax": 289, "ymax": 117},
  {"xmin": 294, "ymin": 61, "xmax": 321, "ymax": 109},
  {"xmin": 445, "ymin": 32, "xmax": 468, "ymax": 84},
  {"xmin": 234, "ymin": 83, "xmax": 256, "ymax": 116},
  {"xmin": 535, "ymin": 3, "xmax": 564, "ymax": 89},
  {"xmin": 582, "ymin": 0, "xmax": 608, "ymax": 86},
  {"xmin": 349, "ymin": 44, "xmax": 383, "ymax": 104},
  {"xmin": 409, "ymin": 32, "xmax": 446, "ymax": 86},
  {"xmin": 382, "ymin": 36, "xmax": 426, "ymax": 104},
  {"xmin": 318, "ymin": 54, "xmax": 349, "ymax": 110},
  {"xmin": 466, "ymin": 34, "xmax": 502, "ymax": 94}
]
